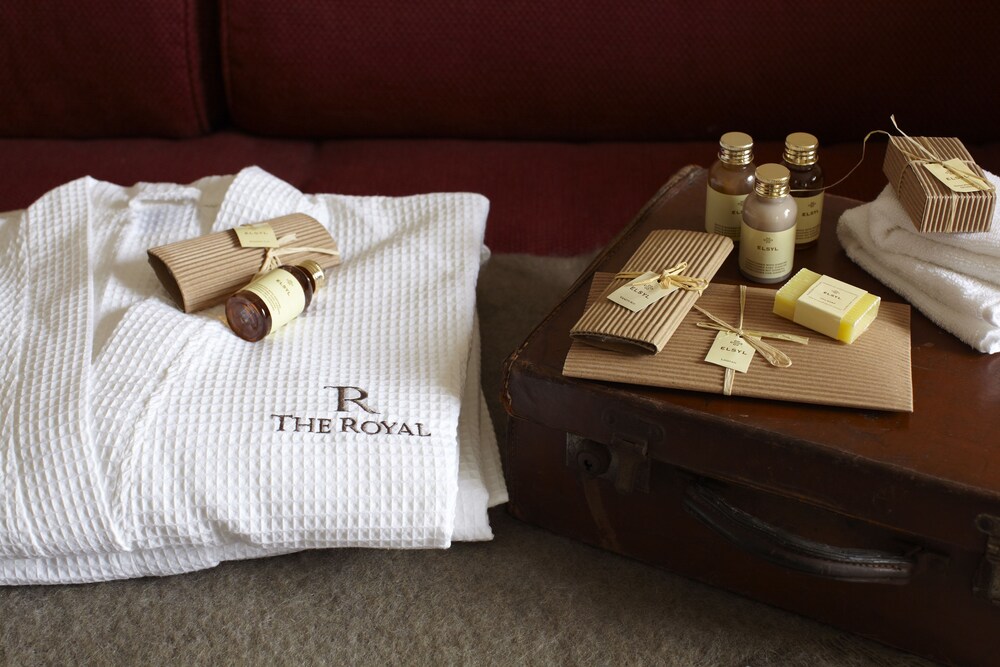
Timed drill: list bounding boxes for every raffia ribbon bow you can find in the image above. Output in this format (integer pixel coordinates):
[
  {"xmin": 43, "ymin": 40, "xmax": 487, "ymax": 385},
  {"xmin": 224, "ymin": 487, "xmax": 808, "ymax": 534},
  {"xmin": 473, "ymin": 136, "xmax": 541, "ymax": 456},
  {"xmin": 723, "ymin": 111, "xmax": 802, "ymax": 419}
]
[
  {"xmin": 788, "ymin": 115, "xmax": 994, "ymax": 209},
  {"xmin": 614, "ymin": 261, "xmax": 709, "ymax": 293},
  {"xmin": 889, "ymin": 115, "xmax": 994, "ymax": 232},
  {"xmin": 891, "ymin": 115, "xmax": 992, "ymax": 193},
  {"xmin": 693, "ymin": 285, "xmax": 809, "ymax": 396},
  {"xmin": 251, "ymin": 233, "xmax": 342, "ymax": 281}
]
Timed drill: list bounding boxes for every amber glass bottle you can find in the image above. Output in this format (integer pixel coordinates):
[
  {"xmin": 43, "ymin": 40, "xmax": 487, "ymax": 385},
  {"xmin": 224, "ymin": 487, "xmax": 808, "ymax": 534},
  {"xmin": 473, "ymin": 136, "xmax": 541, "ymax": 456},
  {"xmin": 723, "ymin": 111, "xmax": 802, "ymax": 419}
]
[
  {"xmin": 226, "ymin": 260, "xmax": 326, "ymax": 341},
  {"xmin": 781, "ymin": 132, "xmax": 824, "ymax": 249},
  {"xmin": 705, "ymin": 131, "xmax": 755, "ymax": 242},
  {"xmin": 739, "ymin": 163, "xmax": 798, "ymax": 284}
]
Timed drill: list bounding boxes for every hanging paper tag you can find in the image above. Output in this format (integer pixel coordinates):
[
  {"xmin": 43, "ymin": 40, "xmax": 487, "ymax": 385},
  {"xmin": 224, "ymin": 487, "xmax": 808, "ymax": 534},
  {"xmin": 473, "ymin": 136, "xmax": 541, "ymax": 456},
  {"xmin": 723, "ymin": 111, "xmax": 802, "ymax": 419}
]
[
  {"xmin": 924, "ymin": 159, "xmax": 993, "ymax": 193},
  {"xmin": 234, "ymin": 222, "xmax": 280, "ymax": 248},
  {"xmin": 606, "ymin": 272, "xmax": 679, "ymax": 313},
  {"xmin": 704, "ymin": 331, "xmax": 755, "ymax": 373}
]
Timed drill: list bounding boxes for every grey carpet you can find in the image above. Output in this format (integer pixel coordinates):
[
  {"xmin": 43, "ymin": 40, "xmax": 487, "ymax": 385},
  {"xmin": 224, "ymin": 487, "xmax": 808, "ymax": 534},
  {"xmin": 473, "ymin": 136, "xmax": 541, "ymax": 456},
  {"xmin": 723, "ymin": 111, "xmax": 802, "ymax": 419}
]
[{"xmin": 0, "ymin": 253, "xmax": 934, "ymax": 667}]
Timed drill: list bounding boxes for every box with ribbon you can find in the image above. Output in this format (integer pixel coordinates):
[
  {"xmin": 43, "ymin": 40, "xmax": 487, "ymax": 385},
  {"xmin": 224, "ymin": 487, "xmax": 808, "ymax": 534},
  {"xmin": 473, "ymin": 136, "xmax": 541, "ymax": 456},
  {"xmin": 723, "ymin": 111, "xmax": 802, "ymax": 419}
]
[
  {"xmin": 564, "ymin": 273, "xmax": 914, "ymax": 412},
  {"xmin": 148, "ymin": 212, "xmax": 342, "ymax": 313},
  {"xmin": 569, "ymin": 229, "xmax": 734, "ymax": 353},
  {"xmin": 882, "ymin": 134, "xmax": 995, "ymax": 233}
]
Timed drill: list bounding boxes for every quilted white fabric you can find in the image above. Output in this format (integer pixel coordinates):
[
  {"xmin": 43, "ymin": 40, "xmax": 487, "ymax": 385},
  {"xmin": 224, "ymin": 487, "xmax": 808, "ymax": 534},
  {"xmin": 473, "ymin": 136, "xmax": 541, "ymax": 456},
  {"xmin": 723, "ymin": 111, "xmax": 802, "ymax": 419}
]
[{"xmin": 0, "ymin": 167, "xmax": 507, "ymax": 584}]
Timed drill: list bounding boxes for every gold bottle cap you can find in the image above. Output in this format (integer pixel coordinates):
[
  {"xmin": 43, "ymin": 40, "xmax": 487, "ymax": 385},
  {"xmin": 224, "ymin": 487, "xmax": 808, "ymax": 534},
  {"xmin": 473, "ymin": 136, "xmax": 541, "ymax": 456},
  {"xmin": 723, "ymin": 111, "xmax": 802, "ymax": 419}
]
[
  {"xmin": 718, "ymin": 131, "xmax": 754, "ymax": 166},
  {"xmin": 783, "ymin": 132, "xmax": 819, "ymax": 166},
  {"xmin": 754, "ymin": 163, "xmax": 791, "ymax": 198},
  {"xmin": 298, "ymin": 259, "xmax": 326, "ymax": 289}
]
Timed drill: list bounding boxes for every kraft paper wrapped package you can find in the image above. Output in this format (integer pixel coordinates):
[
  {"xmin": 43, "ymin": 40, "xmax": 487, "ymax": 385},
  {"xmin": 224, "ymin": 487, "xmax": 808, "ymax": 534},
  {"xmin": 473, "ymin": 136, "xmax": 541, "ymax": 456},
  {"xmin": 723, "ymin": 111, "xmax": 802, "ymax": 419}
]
[
  {"xmin": 569, "ymin": 229, "xmax": 733, "ymax": 353},
  {"xmin": 882, "ymin": 135, "xmax": 996, "ymax": 233},
  {"xmin": 148, "ymin": 212, "xmax": 342, "ymax": 312},
  {"xmin": 564, "ymin": 273, "xmax": 913, "ymax": 412}
]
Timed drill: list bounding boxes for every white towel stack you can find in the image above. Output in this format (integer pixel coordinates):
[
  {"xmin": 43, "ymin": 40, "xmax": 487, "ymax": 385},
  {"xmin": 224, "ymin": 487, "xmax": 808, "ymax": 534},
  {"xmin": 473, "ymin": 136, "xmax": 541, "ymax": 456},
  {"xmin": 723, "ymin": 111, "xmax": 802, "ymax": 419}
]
[
  {"xmin": 837, "ymin": 171, "xmax": 1000, "ymax": 354},
  {"xmin": 0, "ymin": 167, "xmax": 507, "ymax": 584}
]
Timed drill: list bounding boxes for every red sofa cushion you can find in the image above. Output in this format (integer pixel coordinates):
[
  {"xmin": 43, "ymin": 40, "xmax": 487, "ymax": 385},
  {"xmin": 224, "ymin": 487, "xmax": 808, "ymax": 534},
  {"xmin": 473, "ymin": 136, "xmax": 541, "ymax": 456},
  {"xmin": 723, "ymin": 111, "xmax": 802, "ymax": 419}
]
[
  {"xmin": 221, "ymin": 0, "xmax": 1000, "ymax": 142},
  {"xmin": 3, "ymin": 135, "xmax": 998, "ymax": 254},
  {"xmin": 0, "ymin": 1, "xmax": 222, "ymax": 138}
]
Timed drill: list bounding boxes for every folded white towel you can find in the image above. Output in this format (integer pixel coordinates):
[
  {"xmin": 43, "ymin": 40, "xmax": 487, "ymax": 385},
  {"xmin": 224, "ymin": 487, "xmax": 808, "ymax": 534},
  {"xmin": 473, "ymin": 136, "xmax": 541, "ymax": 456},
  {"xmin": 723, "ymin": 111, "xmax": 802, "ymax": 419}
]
[
  {"xmin": 0, "ymin": 167, "xmax": 507, "ymax": 584},
  {"xmin": 866, "ymin": 171, "xmax": 1000, "ymax": 284},
  {"xmin": 837, "ymin": 172, "xmax": 1000, "ymax": 354}
]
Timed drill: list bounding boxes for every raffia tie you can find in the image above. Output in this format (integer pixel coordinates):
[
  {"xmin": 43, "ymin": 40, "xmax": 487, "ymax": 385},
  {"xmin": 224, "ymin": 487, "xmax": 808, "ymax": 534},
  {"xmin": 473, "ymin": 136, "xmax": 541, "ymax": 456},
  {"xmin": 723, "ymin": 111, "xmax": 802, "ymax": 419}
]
[
  {"xmin": 889, "ymin": 115, "xmax": 995, "ymax": 232},
  {"xmin": 789, "ymin": 115, "xmax": 993, "ymax": 217},
  {"xmin": 693, "ymin": 285, "xmax": 808, "ymax": 396},
  {"xmin": 890, "ymin": 115, "xmax": 987, "ymax": 191},
  {"xmin": 251, "ymin": 233, "xmax": 341, "ymax": 281},
  {"xmin": 614, "ymin": 261, "xmax": 709, "ymax": 293}
]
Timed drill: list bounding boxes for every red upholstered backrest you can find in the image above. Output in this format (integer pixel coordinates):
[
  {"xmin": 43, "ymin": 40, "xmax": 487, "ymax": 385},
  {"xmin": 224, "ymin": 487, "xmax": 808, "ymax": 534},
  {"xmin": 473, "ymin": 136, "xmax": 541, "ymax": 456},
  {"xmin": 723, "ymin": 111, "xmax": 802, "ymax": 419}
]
[
  {"xmin": 221, "ymin": 1, "xmax": 999, "ymax": 142},
  {"xmin": 0, "ymin": 1, "xmax": 222, "ymax": 138},
  {"xmin": 3, "ymin": 2, "xmax": 996, "ymax": 142}
]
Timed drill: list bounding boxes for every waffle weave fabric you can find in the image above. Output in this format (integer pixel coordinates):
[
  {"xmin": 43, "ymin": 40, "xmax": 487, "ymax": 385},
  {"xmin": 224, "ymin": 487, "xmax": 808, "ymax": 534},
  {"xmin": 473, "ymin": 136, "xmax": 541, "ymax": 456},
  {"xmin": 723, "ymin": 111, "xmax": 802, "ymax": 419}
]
[{"xmin": 0, "ymin": 167, "xmax": 506, "ymax": 584}]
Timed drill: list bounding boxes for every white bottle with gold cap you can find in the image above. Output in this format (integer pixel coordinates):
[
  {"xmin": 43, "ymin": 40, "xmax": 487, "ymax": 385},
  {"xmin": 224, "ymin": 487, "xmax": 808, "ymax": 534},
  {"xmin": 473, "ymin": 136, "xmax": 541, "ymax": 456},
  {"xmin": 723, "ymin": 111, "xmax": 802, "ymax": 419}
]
[
  {"xmin": 739, "ymin": 163, "xmax": 798, "ymax": 284},
  {"xmin": 705, "ymin": 131, "xmax": 755, "ymax": 241},
  {"xmin": 781, "ymin": 131, "xmax": 824, "ymax": 249}
]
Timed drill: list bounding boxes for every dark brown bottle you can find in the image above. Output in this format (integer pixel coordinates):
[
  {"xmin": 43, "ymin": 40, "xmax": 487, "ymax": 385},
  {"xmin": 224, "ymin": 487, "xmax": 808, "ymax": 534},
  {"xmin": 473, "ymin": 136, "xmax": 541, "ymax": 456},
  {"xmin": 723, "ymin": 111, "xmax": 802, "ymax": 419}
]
[
  {"xmin": 781, "ymin": 132, "xmax": 824, "ymax": 249},
  {"xmin": 226, "ymin": 260, "xmax": 326, "ymax": 341}
]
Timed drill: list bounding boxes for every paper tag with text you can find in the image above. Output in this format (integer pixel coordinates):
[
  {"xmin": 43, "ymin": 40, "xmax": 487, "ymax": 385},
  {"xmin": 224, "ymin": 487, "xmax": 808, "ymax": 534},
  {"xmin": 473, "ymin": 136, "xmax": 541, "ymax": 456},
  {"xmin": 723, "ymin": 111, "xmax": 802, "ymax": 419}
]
[
  {"xmin": 924, "ymin": 159, "xmax": 992, "ymax": 193},
  {"xmin": 234, "ymin": 222, "xmax": 280, "ymax": 249},
  {"xmin": 607, "ymin": 272, "xmax": 678, "ymax": 313},
  {"xmin": 704, "ymin": 331, "xmax": 755, "ymax": 373}
]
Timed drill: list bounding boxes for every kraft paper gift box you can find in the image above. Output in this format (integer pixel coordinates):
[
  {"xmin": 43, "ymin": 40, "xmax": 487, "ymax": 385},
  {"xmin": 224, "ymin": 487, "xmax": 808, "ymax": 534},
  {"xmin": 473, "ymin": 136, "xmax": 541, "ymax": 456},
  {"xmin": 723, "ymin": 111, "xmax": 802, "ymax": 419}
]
[
  {"xmin": 570, "ymin": 229, "xmax": 733, "ymax": 353},
  {"xmin": 882, "ymin": 135, "xmax": 996, "ymax": 233},
  {"xmin": 148, "ymin": 212, "xmax": 341, "ymax": 313},
  {"xmin": 564, "ymin": 273, "xmax": 913, "ymax": 412}
]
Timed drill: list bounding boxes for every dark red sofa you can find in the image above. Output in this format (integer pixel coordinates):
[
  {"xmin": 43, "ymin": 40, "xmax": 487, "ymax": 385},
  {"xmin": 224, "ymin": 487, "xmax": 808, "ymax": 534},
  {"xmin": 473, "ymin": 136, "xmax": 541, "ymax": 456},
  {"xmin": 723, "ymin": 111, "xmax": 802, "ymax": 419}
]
[{"xmin": 2, "ymin": 1, "xmax": 998, "ymax": 255}]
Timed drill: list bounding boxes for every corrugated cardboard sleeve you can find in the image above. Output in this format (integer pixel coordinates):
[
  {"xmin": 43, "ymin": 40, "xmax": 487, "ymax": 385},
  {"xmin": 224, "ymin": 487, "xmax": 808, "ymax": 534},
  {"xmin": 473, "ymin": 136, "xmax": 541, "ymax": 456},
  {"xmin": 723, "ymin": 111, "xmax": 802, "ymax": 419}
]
[
  {"xmin": 569, "ymin": 229, "xmax": 733, "ymax": 353},
  {"xmin": 564, "ymin": 273, "xmax": 913, "ymax": 412},
  {"xmin": 882, "ymin": 135, "xmax": 996, "ymax": 233},
  {"xmin": 147, "ymin": 213, "xmax": 341, "ymax": 313}
]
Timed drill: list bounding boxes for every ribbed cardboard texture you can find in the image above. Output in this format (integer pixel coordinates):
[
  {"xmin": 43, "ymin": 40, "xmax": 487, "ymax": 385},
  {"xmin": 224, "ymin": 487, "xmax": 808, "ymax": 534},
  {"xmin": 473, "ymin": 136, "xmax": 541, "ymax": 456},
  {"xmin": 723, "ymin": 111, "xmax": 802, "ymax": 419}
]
[
  {"xmin": 882, "ymin": 135, "xmax": 996, "ymax": 233},
  {"xmin": 564, "ymin": 273, "xmax": 913, "ymax": 412},
  {"xmin": 148, "ymin": 213, "xmax": 341, "ymax": 313},
  {"xmin": 569, "ymin": 229, "xmax": 733, "ymax": 353}
]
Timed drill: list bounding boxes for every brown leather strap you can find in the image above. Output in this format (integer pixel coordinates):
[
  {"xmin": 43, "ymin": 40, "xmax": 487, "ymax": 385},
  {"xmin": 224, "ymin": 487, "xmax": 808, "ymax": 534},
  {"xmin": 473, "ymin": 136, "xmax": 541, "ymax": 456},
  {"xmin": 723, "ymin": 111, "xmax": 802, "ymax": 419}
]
[{"xmin": 682, "ymin": 482, "xmax": 916, "ymax": 585}]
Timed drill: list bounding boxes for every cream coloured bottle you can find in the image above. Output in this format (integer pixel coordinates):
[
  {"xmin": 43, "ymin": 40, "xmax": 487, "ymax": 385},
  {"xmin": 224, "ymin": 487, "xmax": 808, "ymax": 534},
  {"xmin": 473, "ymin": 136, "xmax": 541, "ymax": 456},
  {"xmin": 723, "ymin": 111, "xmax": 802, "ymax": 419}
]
[
  {"xmin": 781, "ymin": 132, "xmax": 824, "ymax": 249},
  {"xmin": 705, "ymin": 131, "xmax": 755, "ymax": 241},
  {"xmin": 739, "ymin": 163, "xmax": 797, "ymax": 284}
]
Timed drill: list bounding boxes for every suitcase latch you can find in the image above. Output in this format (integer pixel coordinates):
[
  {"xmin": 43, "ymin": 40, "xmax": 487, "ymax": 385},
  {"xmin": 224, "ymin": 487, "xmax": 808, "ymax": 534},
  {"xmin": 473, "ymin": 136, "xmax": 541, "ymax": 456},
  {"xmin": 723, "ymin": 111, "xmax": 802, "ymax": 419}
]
[
  {"xmin": 565, "ymin": 410, "xmax": 660, "ymax": 494},
  {"xmin": 974, "ymin": 514, "xmax": 1000, "ymax": 605}
]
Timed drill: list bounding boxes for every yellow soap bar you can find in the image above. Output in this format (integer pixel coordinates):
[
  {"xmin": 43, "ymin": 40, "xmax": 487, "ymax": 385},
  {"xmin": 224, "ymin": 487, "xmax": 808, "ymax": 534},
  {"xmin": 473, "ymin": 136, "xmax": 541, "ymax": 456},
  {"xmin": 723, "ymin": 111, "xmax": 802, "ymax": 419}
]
[
  {"xmin": 773, "ymin": 268, "xmax": 880, "ymax": 344},
  {"xmin": 773, "ymin": 268, "xmax": 819, "ymax": 320}
]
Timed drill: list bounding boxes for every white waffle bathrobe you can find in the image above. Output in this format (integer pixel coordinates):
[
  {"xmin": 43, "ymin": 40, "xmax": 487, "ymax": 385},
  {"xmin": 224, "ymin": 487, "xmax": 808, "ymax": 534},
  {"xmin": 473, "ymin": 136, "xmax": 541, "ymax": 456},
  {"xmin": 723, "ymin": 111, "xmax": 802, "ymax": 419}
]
[{"xmin": 0, "ymin": 167, "xmax": 506, "ymax": 584}]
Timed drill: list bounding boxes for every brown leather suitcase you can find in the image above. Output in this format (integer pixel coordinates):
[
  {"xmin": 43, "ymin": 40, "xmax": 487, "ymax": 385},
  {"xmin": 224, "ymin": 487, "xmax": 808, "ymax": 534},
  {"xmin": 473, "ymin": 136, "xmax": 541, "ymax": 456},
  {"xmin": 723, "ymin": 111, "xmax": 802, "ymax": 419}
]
[{"xmin": 501, "ymin": 166, "xmax": 1000, "ymax": 666}]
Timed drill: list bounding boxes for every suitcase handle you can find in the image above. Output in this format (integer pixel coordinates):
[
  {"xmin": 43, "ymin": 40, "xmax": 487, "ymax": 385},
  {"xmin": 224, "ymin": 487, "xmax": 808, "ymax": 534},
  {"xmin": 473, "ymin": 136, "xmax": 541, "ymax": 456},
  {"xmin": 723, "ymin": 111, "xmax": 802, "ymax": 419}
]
[{"xmin": 682, "ymin": 482, "xmax": 916, "ymax": 584}]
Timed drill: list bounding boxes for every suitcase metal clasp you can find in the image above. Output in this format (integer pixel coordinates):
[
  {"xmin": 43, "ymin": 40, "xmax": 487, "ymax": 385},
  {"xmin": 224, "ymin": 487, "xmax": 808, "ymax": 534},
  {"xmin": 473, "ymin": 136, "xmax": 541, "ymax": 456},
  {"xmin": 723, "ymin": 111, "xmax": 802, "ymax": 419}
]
[
  {"xmin": 565, "ymin": 410, "xmax": 662, "ymax": 494},
  {"xmin": 973, "ymin": 514, "xmax": 1000, "ymax": 606}
]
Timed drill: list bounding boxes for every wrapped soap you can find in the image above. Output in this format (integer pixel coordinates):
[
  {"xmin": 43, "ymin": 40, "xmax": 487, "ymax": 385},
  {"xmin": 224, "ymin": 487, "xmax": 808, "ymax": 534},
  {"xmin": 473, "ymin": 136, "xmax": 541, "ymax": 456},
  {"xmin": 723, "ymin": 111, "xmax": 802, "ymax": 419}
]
[
  {"xmin": 148, "ymin": 213, "xmax": 341, "ymax": 313},
  {"xmin": 570, "ymin": 229, "xmax": 733, "ymax": 353},
  {"xmin": 882, "ymin": 135, "xmax": 995, "ymax": 233},
  {"xmin": 564, "ymin": 274, "xmax": 913, "ymax": 412},
  {"xmin": 773, "ymin": 268, "xmax": 880, "ymax": 344}
]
